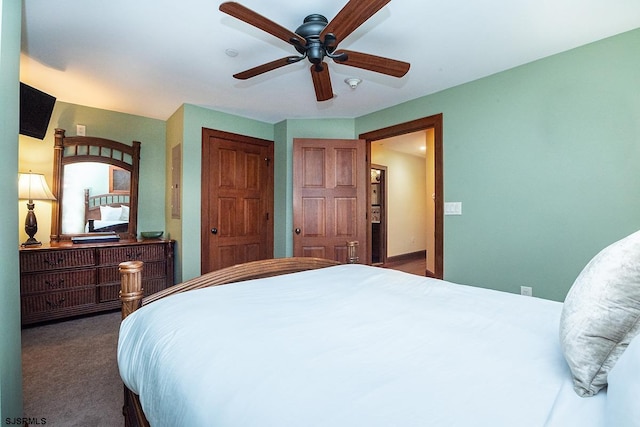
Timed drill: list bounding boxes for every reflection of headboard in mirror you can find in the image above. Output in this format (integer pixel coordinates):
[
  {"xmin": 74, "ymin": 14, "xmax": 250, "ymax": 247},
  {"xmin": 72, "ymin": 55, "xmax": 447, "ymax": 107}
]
[
  {"xmin": 84, "ymin": 189, "xmax": 130, "ymax": 233},
  {"xmin": 50, "ymin": 128, "xmax": 141, "ymax": 242}
]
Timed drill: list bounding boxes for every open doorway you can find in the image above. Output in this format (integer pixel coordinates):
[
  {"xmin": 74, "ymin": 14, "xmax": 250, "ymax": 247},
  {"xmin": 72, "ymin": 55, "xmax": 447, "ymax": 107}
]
[
  {"xmin": 370, "ymin": 165, "xmax": 386, "ymax": 265},
  {"xmin": 360, "ymin": 114, "xmax": 443, "ymax": 279},
  {"xmin": 371, "ymin": 131, "xmax": 433, "ymax": 275}
]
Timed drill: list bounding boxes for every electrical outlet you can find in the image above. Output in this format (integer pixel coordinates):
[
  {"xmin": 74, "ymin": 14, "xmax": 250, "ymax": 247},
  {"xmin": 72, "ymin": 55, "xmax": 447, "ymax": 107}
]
[{"xmin": 520, "ymin": 286, "xmax": 533, "ymax": 297}]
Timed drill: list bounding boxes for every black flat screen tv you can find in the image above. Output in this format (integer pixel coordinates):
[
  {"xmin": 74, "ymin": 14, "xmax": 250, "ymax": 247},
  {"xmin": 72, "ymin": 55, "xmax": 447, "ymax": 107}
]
[{"xmin": 20, "ymin": 82, "xmax": 56, "ymax": 140}]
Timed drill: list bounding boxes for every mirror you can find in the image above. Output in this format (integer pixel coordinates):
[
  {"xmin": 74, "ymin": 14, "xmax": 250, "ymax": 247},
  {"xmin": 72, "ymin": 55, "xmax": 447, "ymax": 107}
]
[{"xmin": 50, "ymin": 128, "xmax": 140, "ymax": 242}]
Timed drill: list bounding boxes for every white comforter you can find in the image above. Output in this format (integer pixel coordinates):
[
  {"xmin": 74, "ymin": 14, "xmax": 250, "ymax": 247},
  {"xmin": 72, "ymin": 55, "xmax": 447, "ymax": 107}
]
[{"xmin": 118, "ymin": 264, "xmax": 606, "ymax": 426}]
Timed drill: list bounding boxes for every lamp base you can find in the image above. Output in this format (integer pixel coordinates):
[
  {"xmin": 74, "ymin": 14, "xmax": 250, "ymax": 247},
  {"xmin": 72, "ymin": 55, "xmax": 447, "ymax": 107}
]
[
  {"xmin": 23, "ymin": 202, "xmax": 42, "ymax": 247},
  {"xmin": 21, "ymin": 237, "xmax": 42, "ymax": 247}
]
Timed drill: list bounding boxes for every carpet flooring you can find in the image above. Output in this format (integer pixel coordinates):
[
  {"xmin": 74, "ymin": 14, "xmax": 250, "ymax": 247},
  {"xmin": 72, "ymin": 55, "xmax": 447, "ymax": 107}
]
[{"xmin": 21, "ymin": 311, "xmax": 123, "ymax": 427}]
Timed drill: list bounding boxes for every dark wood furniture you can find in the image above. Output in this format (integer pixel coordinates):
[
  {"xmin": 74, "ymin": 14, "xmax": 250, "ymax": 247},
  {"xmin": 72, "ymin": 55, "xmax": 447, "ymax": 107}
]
[
  {"xmin": 51, "ymin": 128, "xmax": 140, "ymax": 241},
  {"xmin": 118, "ymin": 257, "xmax": 341, "ymax": 427},
  {"xmin": 20, "ymin": 239, "xmax": 174, "ymax": 326}
]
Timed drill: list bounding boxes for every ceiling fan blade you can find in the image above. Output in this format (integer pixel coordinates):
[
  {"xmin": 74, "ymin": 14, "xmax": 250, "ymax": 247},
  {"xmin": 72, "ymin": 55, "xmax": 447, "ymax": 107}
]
[
  {"xmin": 320, "ymin": 0, "xmax": 390, "ymax": 45},
  {"xmin": 334, "ymin": 50, "xmax": 409, "ymax": 77},
  {"xmin": 233, "ymin": 56, "xmax": 301, "ymax": 80},
  {"xmin": 220, "ymin": 2, "xmax": 305, "ymax": 47},
  {"xmin": 310, "ymin": 63, "xmax": 333, "ymax": 102}
]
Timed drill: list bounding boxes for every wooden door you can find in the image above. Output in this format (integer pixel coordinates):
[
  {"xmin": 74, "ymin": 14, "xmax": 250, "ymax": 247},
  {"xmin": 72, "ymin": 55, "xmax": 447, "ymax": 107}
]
[
  {"xmin": 293, "ymin": 138, "xmax": 367, "ymax": 263},
  {"xmin": 201, "ymin": 129, "xmax": 274, "ymax": 273}
]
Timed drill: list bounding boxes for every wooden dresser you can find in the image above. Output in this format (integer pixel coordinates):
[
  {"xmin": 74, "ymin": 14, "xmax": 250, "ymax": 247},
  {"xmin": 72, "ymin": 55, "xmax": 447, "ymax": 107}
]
[{"xmin": 20, "ymin": 239, "xmax": 174, "ymax": 326}]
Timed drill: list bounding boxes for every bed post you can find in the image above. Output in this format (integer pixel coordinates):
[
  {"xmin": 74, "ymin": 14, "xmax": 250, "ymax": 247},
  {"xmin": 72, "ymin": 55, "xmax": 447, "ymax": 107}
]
[{"xmin": 119, "ymin": 261, "xmax": 144, "ymax": 320}]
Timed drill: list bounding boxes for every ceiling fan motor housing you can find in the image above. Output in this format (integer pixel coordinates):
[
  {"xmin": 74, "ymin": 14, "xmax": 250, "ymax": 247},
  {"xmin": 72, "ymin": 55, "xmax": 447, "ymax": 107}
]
[
  {"xmin": 295, "ymin": 14, "xmax": 330, "ymax": 64},
  {"xmin": 295, "ymin": 14, "xmax": 328, "ymax": 39}
]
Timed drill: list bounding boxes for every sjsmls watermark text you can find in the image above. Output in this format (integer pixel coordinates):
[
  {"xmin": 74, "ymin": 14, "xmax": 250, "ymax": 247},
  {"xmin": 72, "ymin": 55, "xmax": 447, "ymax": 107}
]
[{"xmin": 5, "ymin": 417, "xmax": 47, "ymax": 425}]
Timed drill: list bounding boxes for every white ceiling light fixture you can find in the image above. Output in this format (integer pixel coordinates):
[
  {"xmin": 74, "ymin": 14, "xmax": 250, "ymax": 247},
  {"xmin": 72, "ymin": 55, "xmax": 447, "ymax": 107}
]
[{"xmin": 344, "ymin": 77, "xmax": 362, "ymax": 89}]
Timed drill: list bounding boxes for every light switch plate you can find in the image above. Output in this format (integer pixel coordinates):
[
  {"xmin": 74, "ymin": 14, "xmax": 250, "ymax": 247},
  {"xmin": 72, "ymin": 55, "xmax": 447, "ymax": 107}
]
[
  {"xmin": 76, "ymin": 124, "xmax": 86, "ymax": 136},
  {"xmin": 444, "ymin": 202, "xmax": 462, "ymax": 215}
]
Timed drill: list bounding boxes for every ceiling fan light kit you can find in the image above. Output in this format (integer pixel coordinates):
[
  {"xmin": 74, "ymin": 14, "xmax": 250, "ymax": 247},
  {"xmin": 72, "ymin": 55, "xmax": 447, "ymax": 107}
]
[{"xmin": 219, "ymin": 0, "xmax": 410, "ymax": 102}]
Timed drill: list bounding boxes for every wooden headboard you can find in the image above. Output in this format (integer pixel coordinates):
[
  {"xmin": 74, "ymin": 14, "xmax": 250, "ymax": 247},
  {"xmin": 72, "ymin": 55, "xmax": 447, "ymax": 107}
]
[
  {"xmin": 84, "ymin": 188, "xmax": 130, "ymax": 232},
  {"xmin": 84, "ymin": 189, "xmax": 130, "ymax": 220}
]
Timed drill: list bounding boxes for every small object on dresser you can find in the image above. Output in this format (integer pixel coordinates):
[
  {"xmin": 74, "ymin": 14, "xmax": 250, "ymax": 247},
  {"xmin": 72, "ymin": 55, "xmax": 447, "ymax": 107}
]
[
  {"xmin": 72, "ymin": 233, "xmax": 120, "ymax": 244},
  {"xmin": 141, "ymin": 231, "xmax": 163, "ymax": 239}
]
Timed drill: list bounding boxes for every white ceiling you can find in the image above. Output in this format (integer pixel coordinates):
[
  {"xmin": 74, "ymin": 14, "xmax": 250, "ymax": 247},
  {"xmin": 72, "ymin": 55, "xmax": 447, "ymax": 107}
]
[
  {"xmin": 20, "ymin": 0, "xmax": 640, "ymax": 124},
  {"xmin": 374, "ymin": 131, "xmax": 427, "ymax": 158}
]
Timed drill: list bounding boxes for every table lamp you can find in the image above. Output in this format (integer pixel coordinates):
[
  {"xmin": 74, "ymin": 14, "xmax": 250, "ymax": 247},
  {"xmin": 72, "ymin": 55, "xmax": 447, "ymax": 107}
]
[{"xmin": 18, "ymin": 172, "xmax": 56, "ymax": 247}]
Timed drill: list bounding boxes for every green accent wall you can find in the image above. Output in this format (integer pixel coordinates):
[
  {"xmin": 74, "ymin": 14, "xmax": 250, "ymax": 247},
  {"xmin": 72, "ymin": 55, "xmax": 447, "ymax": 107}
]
[
  {"xmin": 165, "ymin": 105, "xmax": 185, "ymax": 281},
  {"xmin": 18, "ymin": 101, "xmax": 167, "ymax": 243},
  {"xmin": 357, "ymin": 28, "xmax": 640, "ymax": 301},
  {"xmin": 0, "ymin": 0, "xmax": 23, "ymax": 420}
]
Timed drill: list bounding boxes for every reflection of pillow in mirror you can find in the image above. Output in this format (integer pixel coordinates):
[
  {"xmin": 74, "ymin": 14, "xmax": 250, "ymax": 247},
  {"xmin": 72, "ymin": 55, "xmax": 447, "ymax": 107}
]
[
  {"xmin": 120, "ymin": 205, "xmax": 129, "ymax": 221},
  {"xmin": 100, "ymin": 205, "xmax": 122, "ymax": 221}
]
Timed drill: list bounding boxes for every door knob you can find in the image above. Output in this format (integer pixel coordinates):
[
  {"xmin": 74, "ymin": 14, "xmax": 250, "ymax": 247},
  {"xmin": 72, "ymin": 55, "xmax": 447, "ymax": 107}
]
[
  {"xmin": 211, "ymin": 228, "xmax": 218, "ymax": 235},
  {"xmin": 295, "ymin": 228, "xmax": 301, "ymax": 235}
]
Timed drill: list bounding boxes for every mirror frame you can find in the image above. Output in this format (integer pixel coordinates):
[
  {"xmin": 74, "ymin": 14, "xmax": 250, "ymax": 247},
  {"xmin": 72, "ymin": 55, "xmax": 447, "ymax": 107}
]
[{"xmin": 50, "ymin": 128, "xmax": 141, "ymax": 242}]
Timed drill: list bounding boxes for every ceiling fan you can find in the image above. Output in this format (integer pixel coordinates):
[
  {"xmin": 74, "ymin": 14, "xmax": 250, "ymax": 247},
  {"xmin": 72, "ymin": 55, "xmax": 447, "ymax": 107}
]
[{"xmin": 219, "ymin": 0, "xmax": 410, "ymax": 102}]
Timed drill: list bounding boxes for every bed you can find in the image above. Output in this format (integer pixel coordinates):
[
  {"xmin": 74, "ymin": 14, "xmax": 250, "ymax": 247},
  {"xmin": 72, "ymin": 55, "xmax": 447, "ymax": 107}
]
[
  {"xmin": 84, "ymin": 188, "xmax": 130, "ymax": 233},
  {"xmin": 117, "ymin": 230, "xmax": 640, "ymax": 427}
]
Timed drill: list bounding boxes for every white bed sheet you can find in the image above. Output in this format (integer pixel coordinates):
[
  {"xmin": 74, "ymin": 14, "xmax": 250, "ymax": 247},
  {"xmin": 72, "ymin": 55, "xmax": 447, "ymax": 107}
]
[{"xmin": 118, "ymin": 264, "xmax": 606, "ymax": 427}]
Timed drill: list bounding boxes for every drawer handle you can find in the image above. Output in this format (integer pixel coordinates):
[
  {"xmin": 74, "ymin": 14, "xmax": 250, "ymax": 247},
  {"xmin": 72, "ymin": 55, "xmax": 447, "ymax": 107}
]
[
  {"xmin": 44, "ymin": 257, "xmax": 65, "ymax": 267},
  {"xmin": 126, "ymin": 251, "xmax": 143, "ymax": 260},
  {"xmin": 45, "ymin": 297, "xmax": 66, "ymax": 309},
  {"xmin": 45, "ymin": 279, "xmax": 65, "ymax": 289}
]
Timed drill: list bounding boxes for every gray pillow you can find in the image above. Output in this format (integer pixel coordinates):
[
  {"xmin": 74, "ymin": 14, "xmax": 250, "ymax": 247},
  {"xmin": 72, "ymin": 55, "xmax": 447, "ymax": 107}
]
[
  {"xmin": 606, "ymin": 334, "xmax": 640, "ymax": 425},
  {"xmin": 559, "ymin": 229, "xmax": 640, "ymax": 397}
]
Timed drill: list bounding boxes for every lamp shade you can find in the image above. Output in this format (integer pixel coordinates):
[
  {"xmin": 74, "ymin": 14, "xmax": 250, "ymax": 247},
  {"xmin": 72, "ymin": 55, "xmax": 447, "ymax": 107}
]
[{"xmin": 18, "ymin": 172, "xmax": 56, "ymax": 201}]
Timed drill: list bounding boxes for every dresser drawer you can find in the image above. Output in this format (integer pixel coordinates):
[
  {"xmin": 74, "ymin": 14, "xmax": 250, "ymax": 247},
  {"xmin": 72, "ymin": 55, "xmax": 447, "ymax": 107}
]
[
  {"xmin": 97, "ymin": 261, "xmax": 166, "ymax": 285},
  {"xmin": 98, "ymin": 278, "xmax": 168, "ymax": 303},
  {"xmin": 21, "ymin": 288, "xmax": 95, "ymax": 315},
  {"xmin": 21, "ymin": 269, "xmax": 96, "ymax": 294},
  {"xmin": 20, "ymin": 249, "xmax": 95, "ymax": 273},
  {"xmin": 20, "ymin": 240, "xmax": 173, "ymax": 325},
  {"xmin": 143, "ymin": 278, "xmax": 168, "ymax": 296},
  {"xmin": 97, "ymin": 244, "xmax": 165, "ymax": 265}
]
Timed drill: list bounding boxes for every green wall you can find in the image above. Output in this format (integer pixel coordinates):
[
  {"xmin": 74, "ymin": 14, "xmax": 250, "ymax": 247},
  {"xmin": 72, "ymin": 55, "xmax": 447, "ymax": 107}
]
[
  {"xmin": 52, "ymin": 102, "xmax": 167, "ymax": 235},
  {"xmin": 19, "ymin": 101, "xmax": 167, "ymax": 241},
  {"xmin": 165, "ymin": 105, "xmax": 185, "ymax": 281},
  {"xmin": 357, "ymin": 28, "xmax": 640, "ymax": 301},
  {"xmin": 0, "ymin": 0, "xmax": 23, "ymax": 420}
]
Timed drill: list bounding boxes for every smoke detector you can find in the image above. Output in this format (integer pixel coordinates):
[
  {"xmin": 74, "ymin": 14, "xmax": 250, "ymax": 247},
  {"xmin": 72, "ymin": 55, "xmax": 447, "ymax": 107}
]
[{"xmin": 344, "ymin": 77, "xmax": 362, "ymax": 89}]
